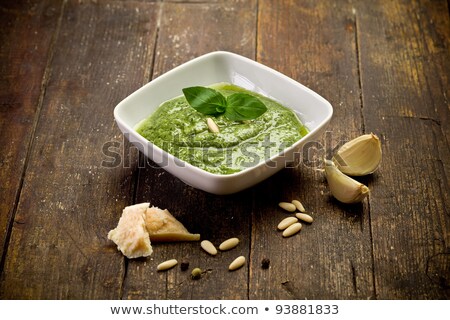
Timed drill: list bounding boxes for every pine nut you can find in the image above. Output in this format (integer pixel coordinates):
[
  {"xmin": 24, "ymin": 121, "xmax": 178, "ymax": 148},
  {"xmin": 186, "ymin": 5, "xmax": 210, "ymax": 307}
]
[
  {"xmin": 201, "ymin": 240, "xmax": 217, "ymax": 255},
  {"xmin": 282, "ymin": 222, "xmax": 302, "ymax": 237},
  {"xmin": 157, "ymin": 259, "xmax": 178, "ymax": 271},
  {"xmin": 296, "ymin": 212, "xmax": 313, "ymax": 223},
  {"xmin": 278, "ymin": 202, "xmax": 296, "ymax": 212},
  {"xmin": 207, "ymin": 118, "xmax": 219, "ymax": 133},
  {"xmin": 277, "ymin": 217, "xmax": 298, "ymax": 230},
  {"xmin": 292, "ymin": 200, "xmax": 306, "ymax": 212},
  {"xmin": 229, "ymin": 256, "xmax": 246, "ymax": 271},
  {"xmin": 219, "ymin": 237, "xmax": 240, "ymax": 251}
]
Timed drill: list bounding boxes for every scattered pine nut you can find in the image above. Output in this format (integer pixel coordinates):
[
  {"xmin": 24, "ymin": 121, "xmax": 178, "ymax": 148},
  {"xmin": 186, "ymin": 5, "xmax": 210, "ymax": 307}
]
[
  {"xmin": 282, "ymin": 222, "xmax": 302, "ymax": 237},
  {"xmin": 201, "ymin": 240, "xmax": 218, "ymax": 255},
  {"xmin": 277, "ymin": 217, "xmax": 298, "ymax": 230},
  {"xmin": 279, "ymin": 202, "xmax": 296, "ymax": 212},
  {"xmin": 292, "ymin": 199, "xmax": 306, "ymax": 212},
  {"xmin": 229, "ymin": 256, "xmax": 246, "ymax": 271},
  {"xmin": 296, "ymin": 212, "xmax": 313, "ymax": 223},
  {"xmin": 207, "ymin": 118, "xmax": 219, "ymax": 133},
  {"xmin": 219, "ymin": 238, "xmax": 240, "ymax": 251},
  {"xmin": 157, "ymin": 259, "xmax": 178, "ymax": 271}
]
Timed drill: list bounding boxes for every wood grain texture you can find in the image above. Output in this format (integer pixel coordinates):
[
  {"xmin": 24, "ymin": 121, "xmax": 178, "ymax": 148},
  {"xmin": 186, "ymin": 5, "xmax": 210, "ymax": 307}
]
[
  {"xmin": 356, "ymin": 0, "xmax": 450, "ymax": 299},
  {"xmin": 151, "ymin": 0, "xmax": 256, "ymax": 79},
  {"xmin": 0, "ymin": 0, "xmax": 63, "ymax": 268},
  {"xmin": 252, "ymin": 0, "xmax": 374, "ymax": 299},
  {"xmin": 122, "ymin": 0, "xmax": 257, "ymax": 299},
  {"xmin": 0, "ymin": 0, "xmax": 159, "ymax": 299}
]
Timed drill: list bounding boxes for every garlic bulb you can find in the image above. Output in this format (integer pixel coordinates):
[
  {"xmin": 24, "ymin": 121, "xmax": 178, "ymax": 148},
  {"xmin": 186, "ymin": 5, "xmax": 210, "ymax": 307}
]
[
  {"xmin": 333, "ymin": 133, "xmax": 382, "ymax": 176},
  {"xmin": 324, "ymin": 160, "xmax": 369, "ymax": 203}
]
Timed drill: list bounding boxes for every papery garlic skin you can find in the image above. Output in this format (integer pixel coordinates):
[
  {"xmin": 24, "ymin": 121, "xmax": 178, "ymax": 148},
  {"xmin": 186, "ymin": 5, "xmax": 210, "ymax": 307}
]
[
  {"xmin": 324, "ymin": 160, "xmax": 369, "ymax": 203},
  {"xmin": 333, "ymin": 133, "xmax": 382, "ymax": 176}
]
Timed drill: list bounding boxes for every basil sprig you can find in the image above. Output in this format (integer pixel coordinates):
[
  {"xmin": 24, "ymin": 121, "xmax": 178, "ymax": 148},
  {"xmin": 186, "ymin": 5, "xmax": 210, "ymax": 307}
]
[{"xmin": 182, "ymin": 86, "xmax": 267, "ymax": 121}]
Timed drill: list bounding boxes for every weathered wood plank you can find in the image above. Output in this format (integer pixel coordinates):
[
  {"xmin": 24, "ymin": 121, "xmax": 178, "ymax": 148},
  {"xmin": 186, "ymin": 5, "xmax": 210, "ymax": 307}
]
[
  {"xmin": 356, "ymin": 0, "xmax": 450, "ymax": 299},
  {"xmin": 0, "ymin": 0, "xmax": 63, "ymax": 269},
  {"xmin": 0, "ymin": 0, "xmax": 159, "ymax": 299},
  {"xmin": 251, "ymin": 0, "xmax": 375, "ymax": 299},
  {"xmin": 151, "ymin": 0, "xmax": 256, "ymax": 79},
  {"xmin": 122, "ymin": 0, "xmax": 257, "ymax": 299}
]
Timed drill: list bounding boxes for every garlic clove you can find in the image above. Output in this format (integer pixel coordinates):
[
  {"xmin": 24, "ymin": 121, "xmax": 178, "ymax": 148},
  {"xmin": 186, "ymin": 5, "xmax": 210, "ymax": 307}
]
[
  {"xmin": 332, "ymin": 133, "xmax": 382, "ymax": 176},
  {"xmin": 324, "ymin": 160, "xmax": 369, "ymax": 204}
]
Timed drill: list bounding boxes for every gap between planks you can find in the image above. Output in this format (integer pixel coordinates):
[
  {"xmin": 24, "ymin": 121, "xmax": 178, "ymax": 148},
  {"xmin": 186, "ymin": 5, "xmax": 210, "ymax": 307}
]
[{"xmin": 352, "ymin": 4, "xmax": 378, "ymax": 300}]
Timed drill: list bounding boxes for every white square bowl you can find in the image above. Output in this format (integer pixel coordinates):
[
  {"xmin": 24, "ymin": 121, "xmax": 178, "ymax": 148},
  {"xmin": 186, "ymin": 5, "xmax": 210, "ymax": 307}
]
[{"xmin": 114, "ymin": 51, "xmax": 332, "ymax": 195}]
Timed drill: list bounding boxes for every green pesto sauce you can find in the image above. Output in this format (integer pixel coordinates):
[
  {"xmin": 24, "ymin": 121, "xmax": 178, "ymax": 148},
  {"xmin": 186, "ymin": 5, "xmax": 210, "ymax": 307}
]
[{"xmin": 136, "ymin": 83, "xmax": 308, "ymax": 175}]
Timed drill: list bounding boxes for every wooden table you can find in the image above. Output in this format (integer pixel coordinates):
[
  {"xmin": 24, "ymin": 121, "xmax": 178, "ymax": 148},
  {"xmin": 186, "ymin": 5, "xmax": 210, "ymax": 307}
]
[{"xmin": 1, "ymin": 0, "xmax": 448, "ymax": 300}]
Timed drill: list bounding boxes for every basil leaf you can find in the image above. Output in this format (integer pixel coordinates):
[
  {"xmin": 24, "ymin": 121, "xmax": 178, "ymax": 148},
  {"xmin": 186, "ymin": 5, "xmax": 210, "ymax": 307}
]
[
  {"xmin": 182, "ymin": 86, "xmax": 268, "ymax": 121},
  {"xmin": 224, "ymin": 93, "xmax": 268, "ymax": 121},
  {"xmin": 182, "ymin": 86, "xmax": 227, "ymax": 115}
]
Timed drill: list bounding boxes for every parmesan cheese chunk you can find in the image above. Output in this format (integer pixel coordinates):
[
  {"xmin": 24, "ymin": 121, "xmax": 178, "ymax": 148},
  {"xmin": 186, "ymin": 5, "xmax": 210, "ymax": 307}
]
[
  {"xmin": 108, "ymin": 203, "xmax": 200, "ymax": 259},
  {"xmin": 145, "ymin": 206, "xmax": 200, "ymax": 242},
  {"xmin": 107, "ymin": 203, "xmax": 153, "ymax": 259}
]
